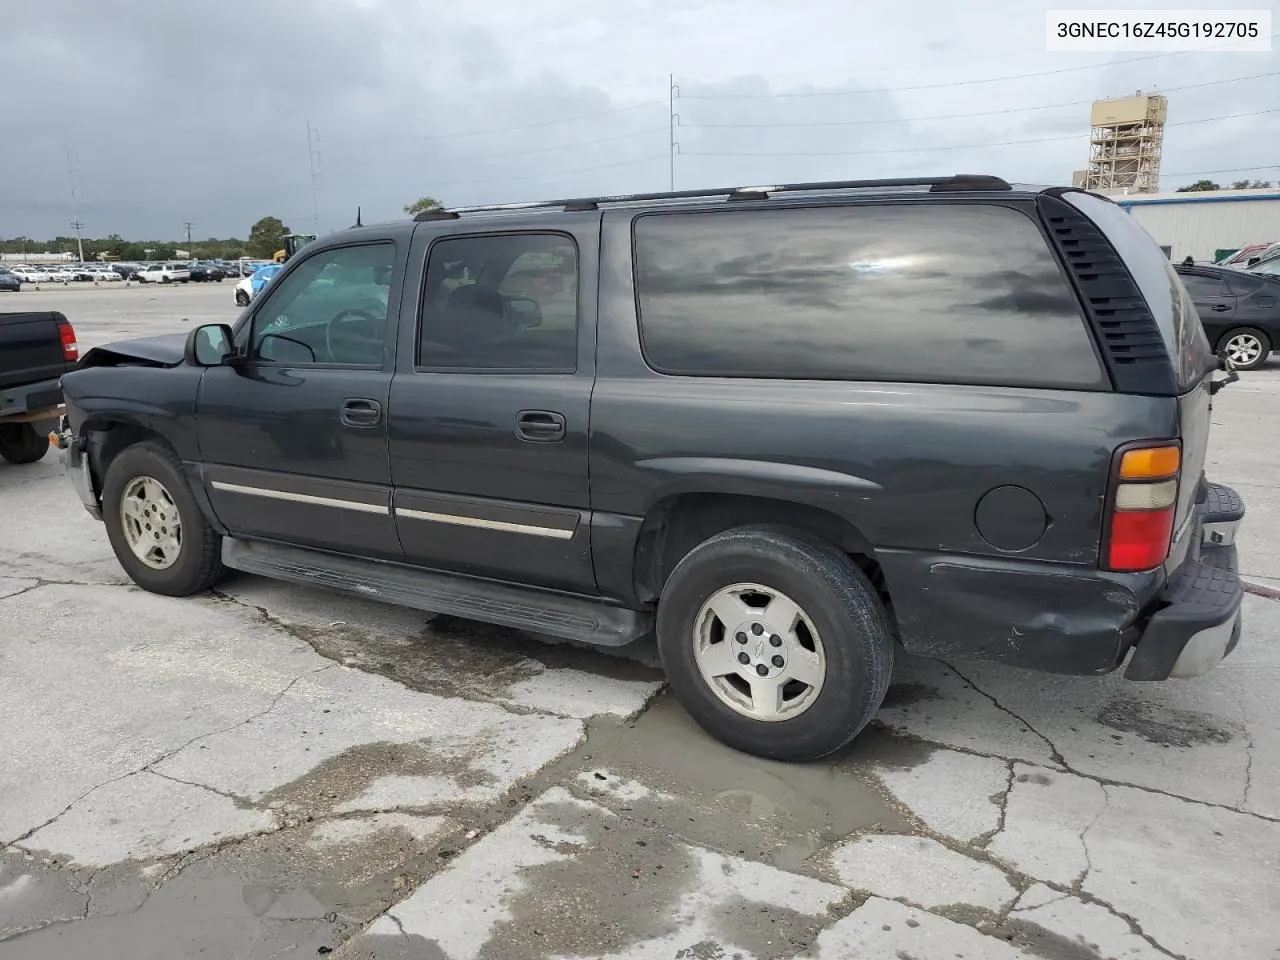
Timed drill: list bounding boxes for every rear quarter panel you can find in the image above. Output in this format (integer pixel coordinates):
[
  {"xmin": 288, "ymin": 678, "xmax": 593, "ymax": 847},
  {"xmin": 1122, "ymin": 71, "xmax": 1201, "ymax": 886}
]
[{"xmin": 593, "ymin": 208, "xmax": 1179, "ymax": 565}]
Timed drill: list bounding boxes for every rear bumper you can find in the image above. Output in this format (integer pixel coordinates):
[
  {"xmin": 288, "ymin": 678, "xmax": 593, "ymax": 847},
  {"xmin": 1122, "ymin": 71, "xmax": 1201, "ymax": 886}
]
[
  {"xmin": 0, "ymin": 375, "xmax": 64, "ymax": 423},
  {"xmin": 1124, "ymin": 483, "xmax": 1245, "ymax": 680},
  {"xmin": 881, "ymin": 481, "xmax": 1245, "ymax": 679}
]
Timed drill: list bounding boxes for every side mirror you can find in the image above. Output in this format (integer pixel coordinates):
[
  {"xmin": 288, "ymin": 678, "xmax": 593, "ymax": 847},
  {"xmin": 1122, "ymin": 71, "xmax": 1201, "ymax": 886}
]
[{"xmin": 185, "ymin": 323, "xmax": 235, "ymax": 366}]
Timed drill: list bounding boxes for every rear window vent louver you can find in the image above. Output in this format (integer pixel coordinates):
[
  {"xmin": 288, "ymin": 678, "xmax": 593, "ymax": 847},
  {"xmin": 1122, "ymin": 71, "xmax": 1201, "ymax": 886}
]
[{"xmin": 1037, "ymin": 194, "xmax": 1176, "ymax": 395}]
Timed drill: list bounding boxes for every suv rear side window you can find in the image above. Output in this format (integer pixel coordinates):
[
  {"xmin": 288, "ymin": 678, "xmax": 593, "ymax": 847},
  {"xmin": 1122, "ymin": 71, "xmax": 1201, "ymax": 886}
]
[
  {"xmin": 418, "ymin": 233, "xmax": 578, "ymax": 372},
  {"xmin": 633, "ymin": 204, "xmax": 1106, "ymax": 388}
]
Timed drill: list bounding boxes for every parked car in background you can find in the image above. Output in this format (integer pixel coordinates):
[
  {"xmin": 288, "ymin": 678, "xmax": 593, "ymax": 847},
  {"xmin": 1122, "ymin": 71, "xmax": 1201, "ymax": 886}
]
[
  {"xmin": 10, "ymin": 267, "xmax": 50, "ymax": 284},
  {"xmin": 1175, "ymin": 263, "xmax": 1280, "ymax": 370},
  {"xmin": 1247, "ymin": 258, "xmax": 1280, "ymax": 279},
  {"xmin": 0, "ymin": 269, "xmax": 20, "ymax": 292},
  {"xmin": 43, "ymin": 265, "xmax": 73, "ymax": 283},
  {"xmin": 111, "ymin": 263, "xmax": 142, "ymax": 280},
  {"xmin": 0, "ymin": 310, "xmax": 79, "ymax": 463},
  {"xmin": 92, "ymin": 266, "xmax": 123, "ymax": 282},
  {"xmin": 136, "ymin": 263, "xmax": 191, "ymax": 284},
  {"xmin": 189, "ymin": 262, "xmax": 226, "ymax": 283},
  {"xmin": 1215, "ymin": 243, "xmax": 1272, "ymax": 269},
  {"xmin": 233, "ymin": 263, "xmax": 281, "ymax": 305}
]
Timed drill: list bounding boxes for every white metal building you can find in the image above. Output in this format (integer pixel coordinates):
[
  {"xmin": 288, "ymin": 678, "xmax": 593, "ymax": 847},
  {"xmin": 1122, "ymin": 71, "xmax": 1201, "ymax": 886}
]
[{"xmin": 1116, "ymin": 188, "xmax": 1280, "ymax": 264}]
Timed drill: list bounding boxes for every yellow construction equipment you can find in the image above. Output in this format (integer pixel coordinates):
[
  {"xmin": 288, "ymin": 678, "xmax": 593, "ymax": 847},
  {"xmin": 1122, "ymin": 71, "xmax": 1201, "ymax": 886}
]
[{"xmin": 273, "ymin": 234, "xmax": 316, "ymax": 264}]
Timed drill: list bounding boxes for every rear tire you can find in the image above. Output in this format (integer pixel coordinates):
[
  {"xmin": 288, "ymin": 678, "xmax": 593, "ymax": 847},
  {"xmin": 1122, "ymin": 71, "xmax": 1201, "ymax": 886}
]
[
  {"xmin": 1218, "ymin": 327, "xmax": 1271, "ymax": 371},
  {"xmin": 657, "ymin": 525, "xmax": 894, "ymax": 761},
  {"xmin": 102, "ymin": 441, "xmax": 224, "ymax": 596},
  {"xmin": 0, "ymin": 423, "xmax": 50, "ymax": 464}
]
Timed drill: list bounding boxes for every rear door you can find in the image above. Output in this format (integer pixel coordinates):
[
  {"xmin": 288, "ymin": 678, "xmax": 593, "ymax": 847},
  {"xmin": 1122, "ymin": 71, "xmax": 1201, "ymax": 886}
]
[
  {"xmin": 1179, "ymin": 271, "xmax": 1237, "ymax": 344},
  {"xmin": 1224, "ymin": 271, "xmax": 1280, "ymax": 339},
  {"xmin": 196, "ymin": 239, "xmax": 404, "ymax": 560},
  {"xmin": 387, "ymin": 218, "xmax": 599, "ymax": 594}
]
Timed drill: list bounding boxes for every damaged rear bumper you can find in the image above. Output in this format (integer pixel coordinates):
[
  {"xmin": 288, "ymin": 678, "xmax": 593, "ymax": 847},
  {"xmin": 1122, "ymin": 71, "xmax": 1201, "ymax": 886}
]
[
  {"xmin": 879, "ymin": 481, "xmax": 1246, "ymax": 679},
  {"xmin": 1124, "ymin": 482, "xmax": 1244, "ymax": 680}
]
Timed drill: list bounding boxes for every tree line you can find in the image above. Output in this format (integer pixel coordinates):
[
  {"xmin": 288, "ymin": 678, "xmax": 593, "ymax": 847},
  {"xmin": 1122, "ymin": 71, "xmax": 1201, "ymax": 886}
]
[
  {"xmin": 1175, "ymin": 178, "xmax": 1274, "ymax": 193},
  {"xmin": 3, "ymin": 201, "xmax": 445, "ymax": 262}
]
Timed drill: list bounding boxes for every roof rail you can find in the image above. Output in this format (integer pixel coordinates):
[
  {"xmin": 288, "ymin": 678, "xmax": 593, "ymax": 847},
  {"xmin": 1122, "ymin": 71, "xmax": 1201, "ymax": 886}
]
[{"xmin": 413, "ymin": 174, "xmax": 1012, "ymax": 220}]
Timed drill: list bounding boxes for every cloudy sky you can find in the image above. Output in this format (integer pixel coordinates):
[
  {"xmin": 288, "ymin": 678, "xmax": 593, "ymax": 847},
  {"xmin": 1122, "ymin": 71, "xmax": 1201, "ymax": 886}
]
[{"xmin": 2, "ymin": 0, "xmax": 1276, "ymax": 240}]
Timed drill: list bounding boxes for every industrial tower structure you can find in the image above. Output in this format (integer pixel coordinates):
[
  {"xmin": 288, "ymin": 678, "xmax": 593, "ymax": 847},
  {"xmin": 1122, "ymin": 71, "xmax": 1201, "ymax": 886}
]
[{"xmin": 1083, "ymin": 93, "xmax": 1167, "ymax": 195}]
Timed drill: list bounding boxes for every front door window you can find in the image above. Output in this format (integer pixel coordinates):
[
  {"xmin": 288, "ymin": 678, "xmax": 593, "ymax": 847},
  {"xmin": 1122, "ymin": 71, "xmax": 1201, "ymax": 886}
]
[{"xmin": 250, "ymin": 243, "xmax": 395, "ymax": 366}]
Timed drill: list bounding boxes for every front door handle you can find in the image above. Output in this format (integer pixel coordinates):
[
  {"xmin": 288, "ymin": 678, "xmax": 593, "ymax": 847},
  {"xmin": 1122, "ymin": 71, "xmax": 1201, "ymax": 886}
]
[
  {"xmin": 341, "ymin": 397, "xmax": 382, "ymax": 427},
  {"xmin": 1211, "ymin": 304, "xmax": 1230, "ymax": 312},
  {"xmin": 515, "ymin": 410, "xmax": 566, "ymax": 442}
]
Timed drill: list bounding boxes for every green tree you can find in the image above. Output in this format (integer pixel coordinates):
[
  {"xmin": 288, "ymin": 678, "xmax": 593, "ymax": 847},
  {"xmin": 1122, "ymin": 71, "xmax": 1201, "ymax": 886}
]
[
  {"xmin": 247, "ymin": 216, "xmax": 290, "ymax": 259},
  {"xmin": 1175, "ymin": 180, "xmax": 1220, "ymax": 193},
  {"xmin": 404, "ymin": 196, "xmax": 443, "ymax": 216}
]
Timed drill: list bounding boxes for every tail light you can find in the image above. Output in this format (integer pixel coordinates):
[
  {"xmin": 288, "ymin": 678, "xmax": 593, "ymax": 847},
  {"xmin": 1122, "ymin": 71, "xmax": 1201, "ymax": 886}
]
[
  {"xmin": 1103, "ymin": 442, "xmax": 1180, "ymax": 572},
  {"xmin": 57, "ymin": 320, "xmax": 79, "ymax": 361}
]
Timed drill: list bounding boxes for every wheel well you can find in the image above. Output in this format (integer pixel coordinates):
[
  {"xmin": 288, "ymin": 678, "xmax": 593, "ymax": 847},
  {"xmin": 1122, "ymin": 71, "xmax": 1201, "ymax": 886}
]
[
  {"xmin": 633, "ymin": 493, "xmax": 892, "ymax": 617},
  {"xmin": 84, "ymin": 420, "xmax": 174, "ymax": 487}
]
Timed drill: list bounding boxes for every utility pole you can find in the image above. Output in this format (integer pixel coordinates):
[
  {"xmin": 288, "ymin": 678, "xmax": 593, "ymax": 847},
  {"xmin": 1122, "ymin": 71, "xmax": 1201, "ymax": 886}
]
[
  {"xmin": 67, "ymin": 150, "xmax": 85, "ymax": 261},
  {"xmin": 183, "ymin": 221, "xmax": 194, "ymax": 249},
  {"xmin": 69, "ymin": 219, "xmax": 85, "ymax": 263},
  {"xmin": 306, "ymin": 119, "xmax": 322, "ymax": 236},
  {"xmin": 668, "ymin": 74, "xmax": 680, "ymax": 191}
]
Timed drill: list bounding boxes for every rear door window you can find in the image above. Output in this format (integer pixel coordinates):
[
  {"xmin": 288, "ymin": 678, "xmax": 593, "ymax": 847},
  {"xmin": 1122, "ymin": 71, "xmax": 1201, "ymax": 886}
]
[
  {"xmin": 633, "ymin": 203, "xmax": 1106, "ymax": 389},
  {"xmin": 1181, "ymin": 274, "xmax": 1229, "ymax": 299}
]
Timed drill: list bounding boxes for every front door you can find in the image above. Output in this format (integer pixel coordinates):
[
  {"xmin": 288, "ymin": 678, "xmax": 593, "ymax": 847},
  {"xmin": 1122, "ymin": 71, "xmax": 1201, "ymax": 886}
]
[
  {"xmin": 388, "ymin": 220, "xmax": 599, "ymax": 594},
  {"xmin": 196, "ymin": 239, "xmax": 404, "ymax": 560}
]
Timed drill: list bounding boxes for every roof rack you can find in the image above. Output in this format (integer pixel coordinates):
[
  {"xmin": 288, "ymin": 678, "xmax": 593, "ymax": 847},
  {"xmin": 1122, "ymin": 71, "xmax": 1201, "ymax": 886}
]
[{"xmin": 414, "ymin": 174, "xmax": 1012, "ymax": 220}]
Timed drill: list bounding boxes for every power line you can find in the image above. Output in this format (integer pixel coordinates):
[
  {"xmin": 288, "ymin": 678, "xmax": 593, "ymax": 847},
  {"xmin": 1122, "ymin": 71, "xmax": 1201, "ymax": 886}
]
[
  {"xmin": 1161, "ymin": 164, "xmax": 1278, "ymax": 179},
  {"xmin": 426, "ymin": 153, "xmax": 668, "ymax": 191},
  {"xmin": 678, "ymin": 72, "xmax": 1280, "ymax": 130},
  {"xmin": 329, "ymin": 100, "xmax": 666, "ymax": 144},
  {"xmin": 681, "ymin": 106, "xmax": 1280, "ymax": 159},
  {"xmin": 327, "ymin": 127, "xmax": 668, "ymax": 168},
  {"xmin": 676, "ymin": 34, "xmax": 1280, "ymax": 100}
]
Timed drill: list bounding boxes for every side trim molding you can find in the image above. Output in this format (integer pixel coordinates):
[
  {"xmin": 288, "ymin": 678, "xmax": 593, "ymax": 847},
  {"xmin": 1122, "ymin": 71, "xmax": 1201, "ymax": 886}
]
[
  {"xmin": 210, "ymin": 480, "xmax": 389, "ymax": 515},
  {"xmin": 395, "ymin": 507, "xmax": 576, "ymax": 539}
]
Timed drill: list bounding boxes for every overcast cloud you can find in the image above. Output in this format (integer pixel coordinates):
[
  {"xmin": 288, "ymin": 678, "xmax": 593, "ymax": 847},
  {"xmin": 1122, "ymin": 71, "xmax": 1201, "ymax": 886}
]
[{"xmin": 1, "ymin": 0, "xmax": 1276, "ymax": 240}]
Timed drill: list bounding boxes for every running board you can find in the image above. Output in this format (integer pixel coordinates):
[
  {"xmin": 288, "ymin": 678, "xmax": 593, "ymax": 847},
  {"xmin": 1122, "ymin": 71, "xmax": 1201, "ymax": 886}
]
[{"xmin": 221, "ymin": 538, "xmax": 652, "ymax": 647}]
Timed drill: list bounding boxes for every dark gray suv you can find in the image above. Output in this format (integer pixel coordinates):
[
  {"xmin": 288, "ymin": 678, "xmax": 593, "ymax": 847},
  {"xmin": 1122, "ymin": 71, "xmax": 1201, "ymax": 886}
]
[{"xmin": 55, "ymin": 175, "xmax": 1246, "ymax": 760}]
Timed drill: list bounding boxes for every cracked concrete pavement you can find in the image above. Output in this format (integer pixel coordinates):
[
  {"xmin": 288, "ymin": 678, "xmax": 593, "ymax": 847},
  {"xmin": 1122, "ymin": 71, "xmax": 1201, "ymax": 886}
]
[{"xmin": 2, "ymin": 285, "xmax": 1279, "ymax": 959}]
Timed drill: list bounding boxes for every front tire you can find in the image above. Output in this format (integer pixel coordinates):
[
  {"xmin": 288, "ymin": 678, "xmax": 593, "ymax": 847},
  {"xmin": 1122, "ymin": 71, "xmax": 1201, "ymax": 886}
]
[
  {"xmin": 0, "ymin": 423, "xmax": 50, "ymax": 464},
  {"xmin": 657, "ymin": 526, "xmax": 894, "ymax": 761},
  {"xmin": 235, "ymin": 290, "xmax": 250, "ymax": 306},
  {"xmin": 102, "ymin": 441, "xmax": 224, "ymax": 596},
  {"xmin": 1219, "ymin": 327, "xmax": 1271, "ymax": 371}
]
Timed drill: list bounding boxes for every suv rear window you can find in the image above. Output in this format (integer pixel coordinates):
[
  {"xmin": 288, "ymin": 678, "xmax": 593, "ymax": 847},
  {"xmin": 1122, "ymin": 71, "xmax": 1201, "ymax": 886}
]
[
  {"xmin": 633, "ymin": 203, "xmax": 1106, "ymax": 389},
  {"xmin": 1064, "ymin": 191, "xmax": 1214, "ymax": 391}
]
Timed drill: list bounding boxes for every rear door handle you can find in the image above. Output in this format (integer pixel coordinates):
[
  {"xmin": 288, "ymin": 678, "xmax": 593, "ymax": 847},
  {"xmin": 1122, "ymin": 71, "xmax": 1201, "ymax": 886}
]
[
  {"xmin": 341, "ymin": 397, "xmax": 382, "ymax": 427},
  {"xmin": 515, "ymin": 410, "xmax": 566, "ymax": 442},
  {"xmin": 1211, "ymin": 304, "xmax": 1231, "ymax": 312}
]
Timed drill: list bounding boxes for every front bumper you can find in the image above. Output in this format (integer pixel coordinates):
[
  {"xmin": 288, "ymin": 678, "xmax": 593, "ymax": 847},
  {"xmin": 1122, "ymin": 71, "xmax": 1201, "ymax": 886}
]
[
  {"xmin": 1124, "ymin": 481, "xmax": 1245, "ymax": 680},
  {"xmin": 53, "ymin": 417, "xmax": 101, "ymax": 520}
]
